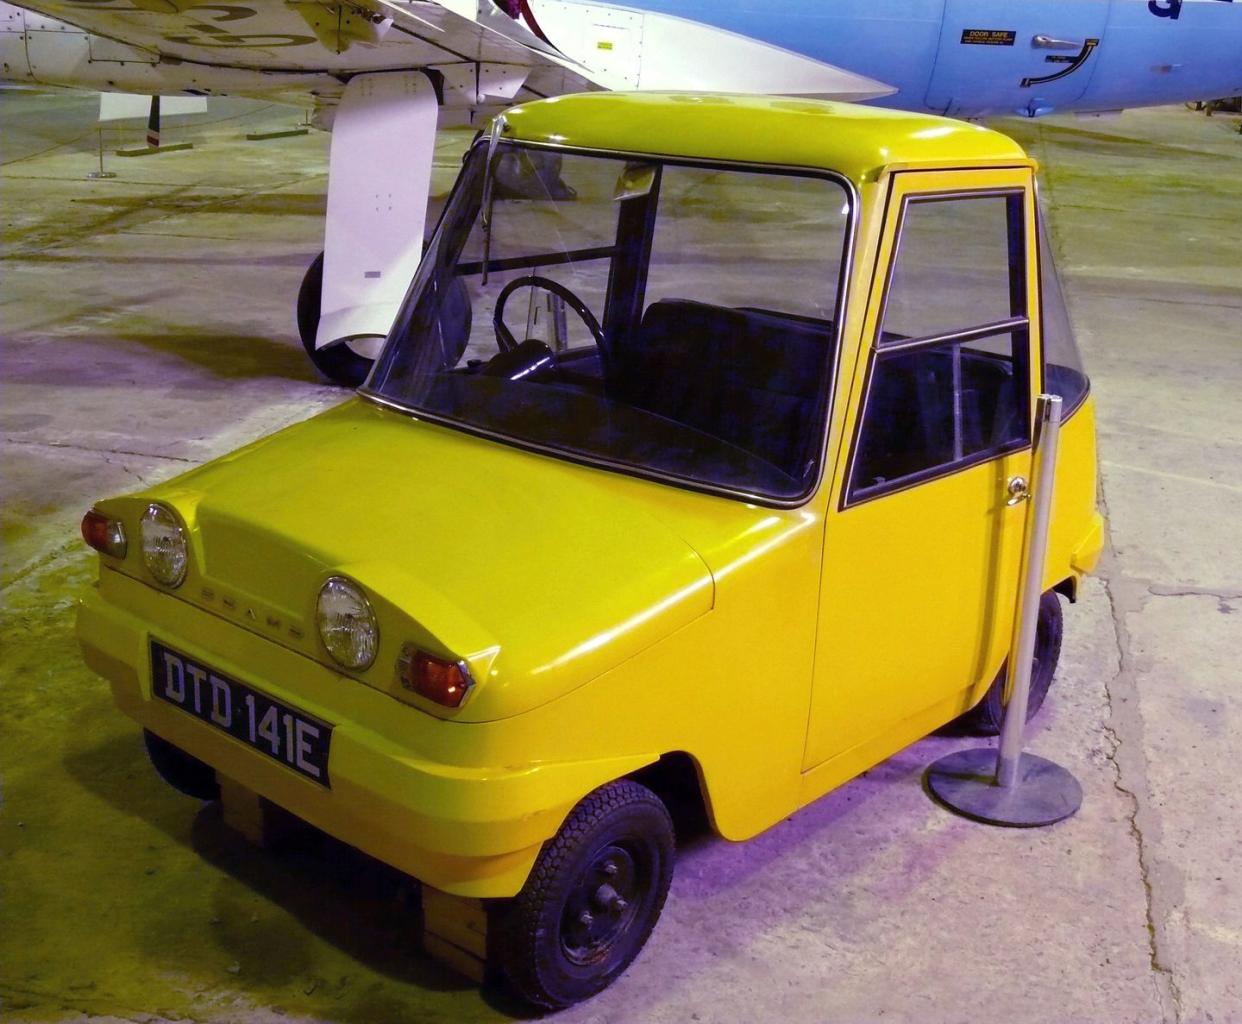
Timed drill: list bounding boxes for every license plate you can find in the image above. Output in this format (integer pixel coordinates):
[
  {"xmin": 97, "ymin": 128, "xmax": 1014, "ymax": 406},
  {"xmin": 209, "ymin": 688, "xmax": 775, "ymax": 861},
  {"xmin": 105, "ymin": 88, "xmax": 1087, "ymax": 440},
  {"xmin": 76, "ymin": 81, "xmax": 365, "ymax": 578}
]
[{"xmin": 149, "ymin": 640, "xmax": 332, "ymax": 787}]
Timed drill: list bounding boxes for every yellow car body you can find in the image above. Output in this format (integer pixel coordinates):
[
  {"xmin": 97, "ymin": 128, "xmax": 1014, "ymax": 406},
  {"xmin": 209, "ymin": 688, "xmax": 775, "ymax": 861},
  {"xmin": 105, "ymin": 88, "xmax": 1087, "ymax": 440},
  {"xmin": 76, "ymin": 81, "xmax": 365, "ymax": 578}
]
[{"xmin": 77, "ymin": 93, "xmax": 1104, "ymax": 902}]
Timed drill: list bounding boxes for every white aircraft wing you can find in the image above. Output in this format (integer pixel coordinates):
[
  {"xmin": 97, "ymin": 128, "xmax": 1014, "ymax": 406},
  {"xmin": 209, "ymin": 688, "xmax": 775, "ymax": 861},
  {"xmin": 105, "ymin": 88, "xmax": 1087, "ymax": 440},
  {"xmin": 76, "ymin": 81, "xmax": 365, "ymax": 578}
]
[
  {"xmin": 11, "ymin": 0, "xmax": 588, "ymax": 96},
  {"xmin": 12, "ymin": 0, "xmax": 892, "ymax": 104}
]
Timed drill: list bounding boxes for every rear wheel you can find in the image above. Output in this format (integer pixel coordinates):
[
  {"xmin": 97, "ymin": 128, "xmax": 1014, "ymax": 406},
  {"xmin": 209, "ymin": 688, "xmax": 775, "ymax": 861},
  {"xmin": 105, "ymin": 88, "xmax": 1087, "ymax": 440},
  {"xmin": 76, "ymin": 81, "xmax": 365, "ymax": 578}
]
[
  {"xmin": 143, "ymin": 729, "xmax": 220, "ymax": 800},
  {"xmin": 497, "ymin": 780, "xmax": 675, "ymax": 1009},
  {"xmin": 956, "ymin": 590, "xmax": 1064, "ymax": 736}
]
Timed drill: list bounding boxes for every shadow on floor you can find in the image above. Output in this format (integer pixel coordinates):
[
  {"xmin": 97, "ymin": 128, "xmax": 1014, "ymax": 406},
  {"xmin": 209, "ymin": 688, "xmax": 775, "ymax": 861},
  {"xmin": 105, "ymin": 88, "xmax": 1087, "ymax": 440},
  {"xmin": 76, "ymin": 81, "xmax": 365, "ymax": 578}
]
[
  {"xmin": 61, "ymin": 730, "xmax": 517, "ymax": 1022},
  {"xmin": 6, "ymin": 326, "xmax": 329, "ymax": 386}
]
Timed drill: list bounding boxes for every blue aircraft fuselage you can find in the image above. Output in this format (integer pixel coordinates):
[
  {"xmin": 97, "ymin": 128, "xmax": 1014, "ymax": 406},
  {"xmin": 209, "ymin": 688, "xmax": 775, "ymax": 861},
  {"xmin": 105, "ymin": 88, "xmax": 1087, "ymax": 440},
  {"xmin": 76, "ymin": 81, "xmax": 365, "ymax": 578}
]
[{"xmin": 584, "ymin": 0, "xmax": 1242, "ymax": 117}]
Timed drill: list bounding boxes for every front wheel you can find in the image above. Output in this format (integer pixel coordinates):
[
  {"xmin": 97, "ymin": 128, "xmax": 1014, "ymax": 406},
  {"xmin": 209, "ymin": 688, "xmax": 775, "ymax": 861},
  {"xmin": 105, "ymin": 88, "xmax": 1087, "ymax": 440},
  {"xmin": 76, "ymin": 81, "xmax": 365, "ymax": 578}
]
[
  {"xmin": 956, "ymin": 590, "xmax": 1064, "ymax": 736},
  {"xmin": 497, "ymin": 779, "xmax": 675, "ymax": 1009}
]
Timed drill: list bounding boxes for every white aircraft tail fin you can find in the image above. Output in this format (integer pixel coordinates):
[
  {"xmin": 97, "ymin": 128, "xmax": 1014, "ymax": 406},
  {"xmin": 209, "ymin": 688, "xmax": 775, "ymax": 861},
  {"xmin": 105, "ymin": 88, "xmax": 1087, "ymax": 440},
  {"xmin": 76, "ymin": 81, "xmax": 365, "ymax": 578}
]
[{"xmin": 97, "ymin": 93, "xmax": 206, "ymax": 121}]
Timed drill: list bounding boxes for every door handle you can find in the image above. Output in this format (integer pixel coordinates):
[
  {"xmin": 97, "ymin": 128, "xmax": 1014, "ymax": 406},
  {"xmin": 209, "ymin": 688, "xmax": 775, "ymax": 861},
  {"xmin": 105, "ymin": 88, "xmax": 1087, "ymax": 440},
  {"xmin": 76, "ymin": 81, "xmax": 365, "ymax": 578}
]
[
  {"xmin": 1006, "ymin": 476, "xmax": 1030, "ymax": 506},
  {"xmin": 1032, "ymin": 34, "xmax": 1083, "ymax": 50}
]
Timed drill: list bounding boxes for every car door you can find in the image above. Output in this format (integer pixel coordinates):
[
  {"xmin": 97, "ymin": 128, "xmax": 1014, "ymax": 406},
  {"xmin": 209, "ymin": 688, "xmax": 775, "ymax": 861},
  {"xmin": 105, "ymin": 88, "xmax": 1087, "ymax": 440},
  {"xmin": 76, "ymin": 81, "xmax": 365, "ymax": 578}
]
[
  {"xmin": 926, "ymin": 0, "xmax": 1110, "ymax": 117},
  {"xmin": 802, "ymin": 167, "xmax": 1040, "ymax": 772}
]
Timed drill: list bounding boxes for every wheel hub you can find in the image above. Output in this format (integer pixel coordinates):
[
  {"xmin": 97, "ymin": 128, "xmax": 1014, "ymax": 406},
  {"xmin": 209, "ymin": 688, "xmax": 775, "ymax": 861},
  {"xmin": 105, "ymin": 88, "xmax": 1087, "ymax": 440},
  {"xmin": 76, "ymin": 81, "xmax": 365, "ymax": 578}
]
[{"xmin": 560, "ymin": 844, "xmax": 643, "ymax": 965}]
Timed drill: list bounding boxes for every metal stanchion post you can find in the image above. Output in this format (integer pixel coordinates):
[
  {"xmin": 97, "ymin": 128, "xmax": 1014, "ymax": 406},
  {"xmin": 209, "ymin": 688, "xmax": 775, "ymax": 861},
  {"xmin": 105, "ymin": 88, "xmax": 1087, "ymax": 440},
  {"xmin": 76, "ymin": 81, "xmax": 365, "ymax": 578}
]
[
  {"xmin": 925, "ymin": 394, "xmax": 1084, "ymax": 827},
  {"xmin": 87, "ymin": 127, "xmax": 116, "ymax": 180}
]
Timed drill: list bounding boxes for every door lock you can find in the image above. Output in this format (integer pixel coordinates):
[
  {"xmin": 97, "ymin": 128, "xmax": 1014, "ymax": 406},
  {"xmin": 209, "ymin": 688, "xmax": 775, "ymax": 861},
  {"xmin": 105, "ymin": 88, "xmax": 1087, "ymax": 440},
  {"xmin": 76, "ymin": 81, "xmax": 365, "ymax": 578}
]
[{"xmin": 1006, "ymin": 476, "xmax": 1030, "ymax": 505}]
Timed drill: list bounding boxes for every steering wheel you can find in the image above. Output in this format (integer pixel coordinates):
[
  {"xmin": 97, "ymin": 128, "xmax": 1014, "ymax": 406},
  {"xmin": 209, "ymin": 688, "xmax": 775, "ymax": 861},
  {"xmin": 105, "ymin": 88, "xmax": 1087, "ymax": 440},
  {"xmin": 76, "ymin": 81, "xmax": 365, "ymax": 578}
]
[{"xmin": 492, "ymin": 275, "xmax": 605, "ymax": 353}]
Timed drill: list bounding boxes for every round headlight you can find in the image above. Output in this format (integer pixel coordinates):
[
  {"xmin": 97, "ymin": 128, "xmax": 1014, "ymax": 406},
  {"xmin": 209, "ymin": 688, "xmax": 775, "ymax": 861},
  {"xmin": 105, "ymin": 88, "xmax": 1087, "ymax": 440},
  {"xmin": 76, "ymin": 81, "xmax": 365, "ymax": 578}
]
[
  {"xmin": 140, "ymin": 503, "xmax": 188, "ymax": 587},
  {"xmin": 317, "ymin": 576, "xmax": 378, "ymax": 670}
]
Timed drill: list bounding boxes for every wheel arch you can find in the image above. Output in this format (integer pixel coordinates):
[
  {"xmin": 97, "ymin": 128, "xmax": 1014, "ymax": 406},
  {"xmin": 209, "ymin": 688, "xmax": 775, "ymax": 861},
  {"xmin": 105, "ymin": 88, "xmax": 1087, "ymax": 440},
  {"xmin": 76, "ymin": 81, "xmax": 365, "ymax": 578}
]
[
  {"xmin": 626, "ymin": 751, "xmax": 713, "ymax": 839},
  {"xmin": 1052, "ymin": 574, "xmax": 1078, "ymax": 604}
]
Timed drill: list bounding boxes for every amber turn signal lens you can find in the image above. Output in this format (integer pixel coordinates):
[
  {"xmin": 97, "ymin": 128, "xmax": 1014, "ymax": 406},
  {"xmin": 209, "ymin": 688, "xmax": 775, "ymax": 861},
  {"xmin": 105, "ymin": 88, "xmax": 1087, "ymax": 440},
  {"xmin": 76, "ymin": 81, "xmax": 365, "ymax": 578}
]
[
  {"xmin": 398, "ymin": 647, "xmax": 474, "ymax": 709},
  {"xmin": 81, "ymin": 508, "xmax": 127, "ymax": 558}
]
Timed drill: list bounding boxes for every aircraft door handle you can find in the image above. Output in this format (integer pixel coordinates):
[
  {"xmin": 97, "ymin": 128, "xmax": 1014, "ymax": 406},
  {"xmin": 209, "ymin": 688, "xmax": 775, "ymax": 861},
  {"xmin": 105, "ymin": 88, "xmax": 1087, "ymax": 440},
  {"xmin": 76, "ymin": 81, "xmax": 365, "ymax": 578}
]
[
  {"xmin": 1032, "ymin": 34, "xmax": 1083, "ymax": 50},
  {"xmin": 1006, "ymin": 476, "xmax": 1030, "ymax": 506}
]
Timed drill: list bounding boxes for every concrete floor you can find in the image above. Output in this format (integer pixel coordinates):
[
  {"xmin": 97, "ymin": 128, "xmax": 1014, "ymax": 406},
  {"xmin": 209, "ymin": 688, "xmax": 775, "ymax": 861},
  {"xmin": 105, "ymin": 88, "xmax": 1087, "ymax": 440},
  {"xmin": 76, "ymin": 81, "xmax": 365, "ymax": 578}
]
[{"xmin": 1, "ymin": 92, "xmax": 1239, "ymax": 1023}]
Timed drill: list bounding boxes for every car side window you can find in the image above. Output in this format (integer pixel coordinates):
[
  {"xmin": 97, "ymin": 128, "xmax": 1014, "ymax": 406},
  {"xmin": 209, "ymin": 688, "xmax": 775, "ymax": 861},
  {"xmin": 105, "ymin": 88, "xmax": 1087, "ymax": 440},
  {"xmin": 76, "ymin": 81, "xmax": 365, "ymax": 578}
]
[
  {"xmin": 1037, "ymin": 207, "xmax": 1091, "ymax": 414},
  {"xmin": 848, "ymin": 191, "xmax": 1031, "ymax": 503}
]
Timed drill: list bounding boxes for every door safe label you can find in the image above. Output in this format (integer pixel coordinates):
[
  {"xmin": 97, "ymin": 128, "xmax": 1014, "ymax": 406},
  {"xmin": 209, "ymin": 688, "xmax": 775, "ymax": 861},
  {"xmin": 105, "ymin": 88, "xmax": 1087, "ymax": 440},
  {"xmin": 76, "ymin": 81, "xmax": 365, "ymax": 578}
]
[{"xmin": 961, "ymin": 29, "xmax": 1017, "ymax": 46}]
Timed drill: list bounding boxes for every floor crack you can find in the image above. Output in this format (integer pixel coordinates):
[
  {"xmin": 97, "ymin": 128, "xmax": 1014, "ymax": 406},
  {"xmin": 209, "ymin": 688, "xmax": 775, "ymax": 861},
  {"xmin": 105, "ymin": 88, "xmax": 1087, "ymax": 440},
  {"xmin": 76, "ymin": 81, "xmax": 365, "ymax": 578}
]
[
  {"xmin": 1146, "ymin": 582, "xmax": 1242, "ymax": 607},
  {"xmin": 1100, "ymin": 556, "xmax": 1184, "ymax": 1023},
  {"xmin": 3, "ymin": 437, "xmax": 195, "ymax": 463},
  {"xmin": 104, "ymin": 454, "xmax": 151, "ymax": 486}
]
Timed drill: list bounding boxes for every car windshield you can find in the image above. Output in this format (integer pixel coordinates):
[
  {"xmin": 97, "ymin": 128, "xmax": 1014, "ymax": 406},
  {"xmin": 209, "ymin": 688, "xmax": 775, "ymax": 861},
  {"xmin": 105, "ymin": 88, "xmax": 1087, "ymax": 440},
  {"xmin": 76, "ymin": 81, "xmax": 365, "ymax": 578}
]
[{"xmin": 365, "ymin": 141, "xmax": 853, "ymax": 502}]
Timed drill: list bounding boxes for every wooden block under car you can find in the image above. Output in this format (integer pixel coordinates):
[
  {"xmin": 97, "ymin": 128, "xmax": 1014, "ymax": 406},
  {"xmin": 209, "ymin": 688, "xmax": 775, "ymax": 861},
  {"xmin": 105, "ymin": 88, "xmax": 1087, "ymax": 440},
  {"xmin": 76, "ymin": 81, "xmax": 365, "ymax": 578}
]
[
  {"xmin": 422, "ymin": 886, "xmax": 490, "ymax": 983},
  {"xmin": 217, "ymin": 774, "xmax": 296, "ymax": 847},
  {"xmin": 215, "ymin": 777, "xmax": 489, "ymax": 982}
]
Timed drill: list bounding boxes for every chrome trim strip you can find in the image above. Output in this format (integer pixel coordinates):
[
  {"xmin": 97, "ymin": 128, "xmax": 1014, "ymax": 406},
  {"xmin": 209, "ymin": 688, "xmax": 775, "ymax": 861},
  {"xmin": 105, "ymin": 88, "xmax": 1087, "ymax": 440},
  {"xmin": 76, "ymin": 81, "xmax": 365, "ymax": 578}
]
[{"xmin": 877, "ymin": 316, "xmax": 1031, "ymax": 355}]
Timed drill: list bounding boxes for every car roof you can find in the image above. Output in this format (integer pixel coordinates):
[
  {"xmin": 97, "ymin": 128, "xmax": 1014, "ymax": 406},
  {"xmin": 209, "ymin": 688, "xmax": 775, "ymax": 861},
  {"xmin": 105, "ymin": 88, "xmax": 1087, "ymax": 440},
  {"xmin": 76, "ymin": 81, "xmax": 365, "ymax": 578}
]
[{"xmin": 500, "ymin": 92, "xmax": 1032, "ymax": 182}]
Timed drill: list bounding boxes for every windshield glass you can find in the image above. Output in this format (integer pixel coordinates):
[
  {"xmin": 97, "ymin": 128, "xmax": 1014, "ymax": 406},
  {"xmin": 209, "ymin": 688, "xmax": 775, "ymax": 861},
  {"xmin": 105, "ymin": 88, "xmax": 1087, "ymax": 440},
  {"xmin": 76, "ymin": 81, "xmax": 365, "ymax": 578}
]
[{"xmin": 365, "ymin": 142, "xmax": 853, "ymax": 502}]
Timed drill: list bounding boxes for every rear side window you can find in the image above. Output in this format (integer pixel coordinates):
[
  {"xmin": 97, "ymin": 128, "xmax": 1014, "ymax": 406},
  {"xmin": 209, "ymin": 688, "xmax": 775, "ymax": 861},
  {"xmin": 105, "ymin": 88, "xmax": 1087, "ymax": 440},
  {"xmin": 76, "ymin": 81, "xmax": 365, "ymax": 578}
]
[
  {"xmin": 848, "ymin": 191, "xmax": 1031, "ymax": 503},
  {"xmin": 645, "ymin": 165, "xmax": 848, "ymax": 322},
  {"xmin": 1038, "ymin": 208, "xmax": 1090, "ymax": 414}
]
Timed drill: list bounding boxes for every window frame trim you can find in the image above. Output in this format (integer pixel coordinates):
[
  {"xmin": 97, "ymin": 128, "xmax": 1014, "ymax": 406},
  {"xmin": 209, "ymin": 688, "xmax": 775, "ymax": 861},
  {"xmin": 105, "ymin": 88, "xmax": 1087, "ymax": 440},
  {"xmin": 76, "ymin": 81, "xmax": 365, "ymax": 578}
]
[{"xmin": 841, "ymin": 184, "xmax": 1034, "ymax": 511}]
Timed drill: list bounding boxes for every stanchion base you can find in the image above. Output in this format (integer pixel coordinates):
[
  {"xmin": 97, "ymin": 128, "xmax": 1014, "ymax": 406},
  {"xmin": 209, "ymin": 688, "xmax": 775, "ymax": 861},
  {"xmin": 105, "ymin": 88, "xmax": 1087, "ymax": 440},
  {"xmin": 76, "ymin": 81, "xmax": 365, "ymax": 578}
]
[
  {"xmin": 87, "ymin": 171, "xmax": 117, "ymax": 179},
  {"xmin": 926, "ymin": 747, "xmax": 1082, "ymax": 827}
]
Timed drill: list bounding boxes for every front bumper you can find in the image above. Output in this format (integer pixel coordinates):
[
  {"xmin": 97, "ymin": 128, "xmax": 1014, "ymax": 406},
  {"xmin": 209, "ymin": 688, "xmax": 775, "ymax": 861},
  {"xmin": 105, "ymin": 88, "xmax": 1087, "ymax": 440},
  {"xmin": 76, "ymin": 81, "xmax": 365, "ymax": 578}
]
[{"xmin": 77, "ymin": 569, "xmax": 648, "ymax": 898}]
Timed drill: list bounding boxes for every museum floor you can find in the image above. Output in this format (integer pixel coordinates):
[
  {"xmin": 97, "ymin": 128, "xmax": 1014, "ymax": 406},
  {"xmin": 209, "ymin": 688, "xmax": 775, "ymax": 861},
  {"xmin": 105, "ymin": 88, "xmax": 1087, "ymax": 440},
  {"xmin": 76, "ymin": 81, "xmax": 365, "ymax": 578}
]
[{"xmin": 1, "ymin": 93, "xmax": 1239, "ymax": 1024}]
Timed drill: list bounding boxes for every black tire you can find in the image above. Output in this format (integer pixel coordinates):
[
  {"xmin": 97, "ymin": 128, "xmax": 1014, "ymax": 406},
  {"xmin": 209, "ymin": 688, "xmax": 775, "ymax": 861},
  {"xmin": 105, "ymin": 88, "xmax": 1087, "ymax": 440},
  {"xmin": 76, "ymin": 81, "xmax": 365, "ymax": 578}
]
[
  {"xmin": 296, "ymin": 251, "xmax": 375, "ymax": 388},
  {"xmin": 143, "ymin": 729, "xmax": 220, "ymax": 800},
  {"xmin": 497, "ymin": 780, "xmax": 675, "ymax": 1009},
  {"xmin": 956, "ymin": 591, "xmax": 1064, "ymax": 736}
]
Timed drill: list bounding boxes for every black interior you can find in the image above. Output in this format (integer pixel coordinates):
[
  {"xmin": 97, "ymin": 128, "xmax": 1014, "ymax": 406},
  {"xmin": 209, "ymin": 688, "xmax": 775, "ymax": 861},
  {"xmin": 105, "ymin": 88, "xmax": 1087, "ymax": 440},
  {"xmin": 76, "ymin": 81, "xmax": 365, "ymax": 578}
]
[
  {"xmin": 852, "ymin": 343, "xmax": 1023, "ymax": 493},
  {"xmin": 610, "ymin": 299, "xmax": 836, "ymax": 483}
]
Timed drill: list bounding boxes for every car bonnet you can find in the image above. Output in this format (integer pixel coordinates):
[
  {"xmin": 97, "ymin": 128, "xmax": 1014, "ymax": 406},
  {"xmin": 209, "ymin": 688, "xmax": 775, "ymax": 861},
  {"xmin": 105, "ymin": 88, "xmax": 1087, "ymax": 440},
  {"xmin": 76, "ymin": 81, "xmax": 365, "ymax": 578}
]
[{"xmin": 112, "ymin": 398, "xmax": 719, "ymax": 720}]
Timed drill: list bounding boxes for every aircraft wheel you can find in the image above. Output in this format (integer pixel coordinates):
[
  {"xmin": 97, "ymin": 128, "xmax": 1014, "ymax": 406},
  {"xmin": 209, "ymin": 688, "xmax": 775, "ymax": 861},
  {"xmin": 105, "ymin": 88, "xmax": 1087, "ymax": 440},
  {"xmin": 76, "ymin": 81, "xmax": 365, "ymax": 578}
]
[{"xmin": 296, "ymin": 251, "xmax": 375, "ymax": 388}]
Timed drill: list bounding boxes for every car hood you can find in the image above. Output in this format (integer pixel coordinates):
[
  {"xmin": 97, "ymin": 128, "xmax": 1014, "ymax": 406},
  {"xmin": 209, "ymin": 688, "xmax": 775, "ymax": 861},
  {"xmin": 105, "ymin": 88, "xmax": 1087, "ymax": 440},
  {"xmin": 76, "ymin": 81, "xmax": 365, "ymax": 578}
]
[{"xmin": 114, "ymin": 398, "xmax": 718, "ymax": 720}]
